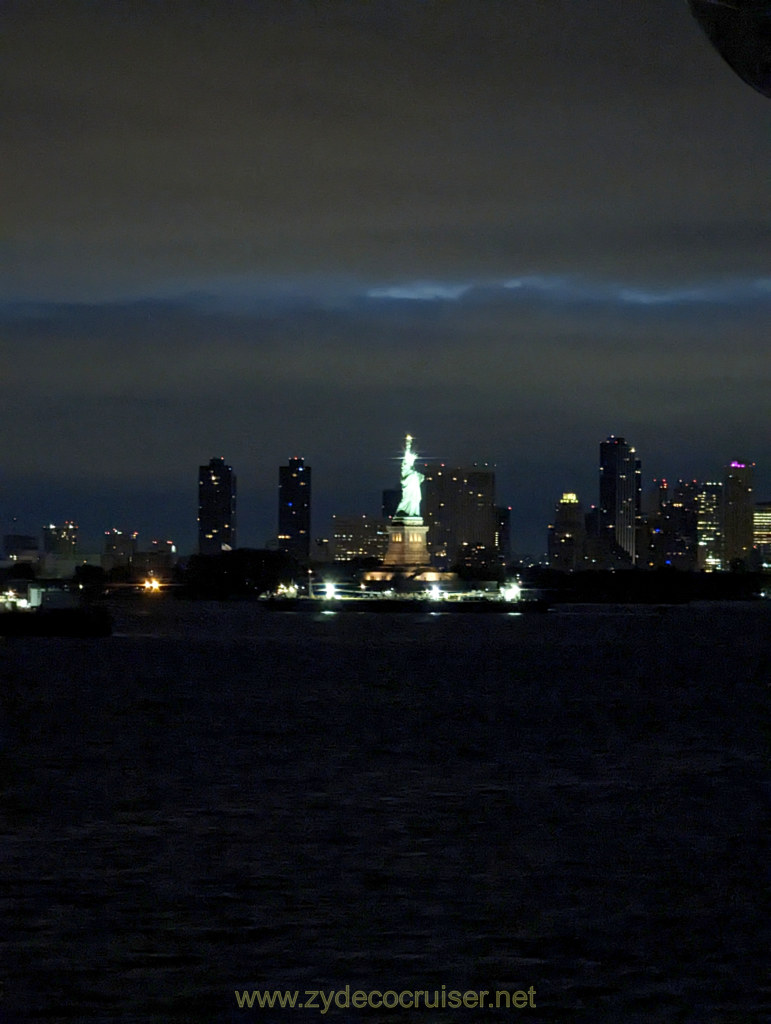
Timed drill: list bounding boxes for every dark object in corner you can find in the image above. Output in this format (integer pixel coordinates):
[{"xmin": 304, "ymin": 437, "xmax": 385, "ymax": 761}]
[{"xmin": 689, "ymin": 0, "xmax": 771, "ymax": 97}]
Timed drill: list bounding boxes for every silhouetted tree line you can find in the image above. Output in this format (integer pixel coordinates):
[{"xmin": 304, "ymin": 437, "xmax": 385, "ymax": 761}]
[
  {"xmin": 518, "ymin": 566, "xmax": 765, "ymax": 603},
  {"xmin": 178, "ymin": 549, "xmax": 297, "ymax": 599},
  {"xmin": 451, "ymin": 561, "xmax": 506, "ymax": 583}
]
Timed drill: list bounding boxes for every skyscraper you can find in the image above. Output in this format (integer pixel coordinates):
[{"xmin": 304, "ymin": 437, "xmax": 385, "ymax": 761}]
[
  {"xmin": 599, "ymin": 435, "xmax": 641, "ymax": 564},
  {"xmin": 696, "ymin": 481, "xmax": 723, "ymax": 570},
  {"xmin": 198, "ymin": 457, "xmax": 236, "ymax": 555},
  {"xmin": 722, "ymin": 461, "xmax": 754, "ymax": 568},
  {"xmin": 644, "ymin": 479, "xmax": 699, "ymax": 571},
  {"xmin": 278, "ymin": 456, "xmax": 311, "ymax": 561},
  {"xmin": 3, "ymin": 534, "xmax": 38, "ymax": 563},
  {"xmin": 42, "ymin": 521, "xmax": 78, "ymax": 555},
  {"xmin": 495, "ymin": 505, "xmax": 512, "ymax": 562},
  {"xmin": 102, "ymin": 528, "xmax": 138, "ymax": 572},
  {"xmin": 331, "ymin": 514, "xmax": 389, "ymax": 562},
  {"xmin": 421, "ymin": 463, "xmax": 498, "ymax": 567},
  {"xmin": 753, "ymin": 500, "xmax": 771, "ymax": 569},
  {"xmin": 548, "ymin": 493, "xmax": 586, "ymax": 571}
]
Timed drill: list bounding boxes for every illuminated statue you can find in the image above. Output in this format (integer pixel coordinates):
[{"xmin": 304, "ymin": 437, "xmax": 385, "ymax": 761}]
[{"xmin": 394, "ymin": 434, "xmax": 424, "ymax": 519}]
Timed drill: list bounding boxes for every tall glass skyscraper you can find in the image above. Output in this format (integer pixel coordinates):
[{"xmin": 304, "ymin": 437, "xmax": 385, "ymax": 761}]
[
  {"xmin": 722, "ymin": 461, "xmax": 754, "ymax": 568},
  {"xmin": 198, "ymin": 457, "xmax": 237, "ymax": 555},
  {"xmin": 278, "ymin": 456, "xmax": 311, "ymax": 561},
  {"xmin": 696, "ymin": 481, "xmax": 723, "ymax": 570},
  {"xmin": 599, "ymin": 436, "xmax": 641, "ymax": 564}
]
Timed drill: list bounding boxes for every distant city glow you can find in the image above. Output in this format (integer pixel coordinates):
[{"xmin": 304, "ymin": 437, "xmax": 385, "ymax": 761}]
[
  {"xmin": 366, "ymin": 282, "xmax": 472, "ymax": 301},
  {"xmin": 139, "ymin": 272, "xmax": 771, "ymax": 314},
  {"xmin": 360, "ymin": 275, "xmax": 771, "ymax": 309}
]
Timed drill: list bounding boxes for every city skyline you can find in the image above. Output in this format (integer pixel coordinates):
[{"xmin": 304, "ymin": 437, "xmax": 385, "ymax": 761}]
[
  {"xmin": 2, "ymin": 438, "xmax": 765, "ymax": 563},
  {"xmin": 3, "ymin": 3, "xmax": 770, "ymax": 555}
]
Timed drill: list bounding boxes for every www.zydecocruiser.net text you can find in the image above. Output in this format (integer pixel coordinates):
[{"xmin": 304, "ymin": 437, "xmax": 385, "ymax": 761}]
[{"xmin": 235, "ymin": 985, "xmax": 537, "ymax": 1012}]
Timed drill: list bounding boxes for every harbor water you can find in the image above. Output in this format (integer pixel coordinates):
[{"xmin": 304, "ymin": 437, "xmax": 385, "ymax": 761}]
[{"xmin": 1, "ymin": 599, "xmax": 769, "ymax": 1022}]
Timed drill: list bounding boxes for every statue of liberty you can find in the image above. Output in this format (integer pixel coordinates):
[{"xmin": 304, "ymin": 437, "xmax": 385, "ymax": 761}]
[{"xmin": 394, "ymin": 434, "xmax": 424, "ymax": 519}]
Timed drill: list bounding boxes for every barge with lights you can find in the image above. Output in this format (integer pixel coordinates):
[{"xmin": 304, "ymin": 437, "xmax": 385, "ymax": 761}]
[{"xmin": 265, "ymin": 583, "xmax": 551, "ymax": 614}]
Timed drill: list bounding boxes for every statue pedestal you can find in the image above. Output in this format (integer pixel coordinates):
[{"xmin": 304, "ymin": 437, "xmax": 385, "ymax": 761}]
[
  {"xmin": 363, "ymin": 516, "xmax": 456, "ymax": 590},
  {"xmin": 382, "ymin": 517, "xmax": 430, "ymax": 567}
]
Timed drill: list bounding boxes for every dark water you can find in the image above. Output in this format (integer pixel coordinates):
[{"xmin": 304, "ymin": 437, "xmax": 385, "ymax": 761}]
[{"xmin": 1, "ymin": 600, "xmax": 769, "ymax": 1023}]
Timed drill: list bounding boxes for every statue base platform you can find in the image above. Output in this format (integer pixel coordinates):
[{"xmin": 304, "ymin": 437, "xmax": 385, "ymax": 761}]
[
  {"xmin": 362, "ymin": 567, "xmax": 457, "ymax": 590},
  {"xmin": 382, "ymin": 517, "xmax": 430, "ymax": 568},
  {"xmin": 362, "ymin": 517, "xmax": 457, "ymax": 590}
]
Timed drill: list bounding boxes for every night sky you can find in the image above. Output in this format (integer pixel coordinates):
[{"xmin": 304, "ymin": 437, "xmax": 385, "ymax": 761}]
[{"xmin": 3, "ymin": 0, "xmax": 770, "ymax": 557}]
